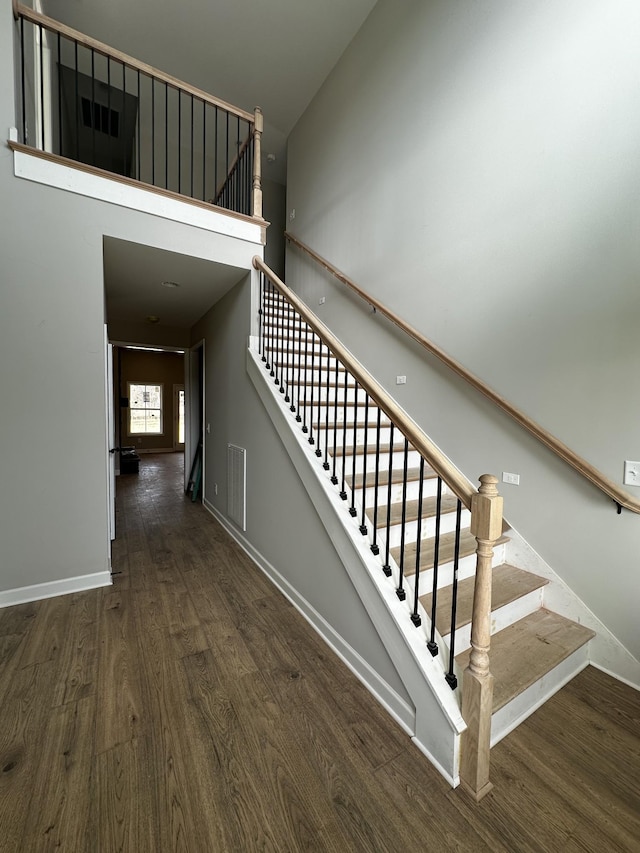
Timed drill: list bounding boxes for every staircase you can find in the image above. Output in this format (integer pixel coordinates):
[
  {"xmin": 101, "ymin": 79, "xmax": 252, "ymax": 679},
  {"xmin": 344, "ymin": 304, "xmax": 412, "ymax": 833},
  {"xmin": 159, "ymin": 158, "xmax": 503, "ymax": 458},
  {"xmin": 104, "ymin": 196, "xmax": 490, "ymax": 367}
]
[{"xmin": 256, "ymin": 274, "xmax": 595, "ymax": 789}]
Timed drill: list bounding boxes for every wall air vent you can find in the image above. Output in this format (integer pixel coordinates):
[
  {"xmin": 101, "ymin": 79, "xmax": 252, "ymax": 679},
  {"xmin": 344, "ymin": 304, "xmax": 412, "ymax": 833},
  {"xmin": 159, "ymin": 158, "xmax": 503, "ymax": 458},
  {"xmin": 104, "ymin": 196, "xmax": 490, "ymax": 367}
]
[
  {"xmin": 81, "ymin": 97, "xmax": 120, "ymax": 137},
  {"xmin": 227, "ymin": 444, "xmax": 247, "ymax": 531}
]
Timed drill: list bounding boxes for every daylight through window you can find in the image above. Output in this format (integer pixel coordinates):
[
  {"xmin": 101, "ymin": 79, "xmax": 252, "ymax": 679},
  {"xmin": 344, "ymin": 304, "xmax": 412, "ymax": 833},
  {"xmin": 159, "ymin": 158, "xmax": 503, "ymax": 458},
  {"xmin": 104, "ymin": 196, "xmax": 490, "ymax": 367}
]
[{"xmin": 129, "ymin": 383, "xmax": 163, "ymax": 434}]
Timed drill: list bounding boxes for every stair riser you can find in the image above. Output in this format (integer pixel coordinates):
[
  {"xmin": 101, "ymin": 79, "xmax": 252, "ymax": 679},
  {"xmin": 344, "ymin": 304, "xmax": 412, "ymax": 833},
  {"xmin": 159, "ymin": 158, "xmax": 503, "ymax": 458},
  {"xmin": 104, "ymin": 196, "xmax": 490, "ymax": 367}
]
[
  {"xmin": 313, "ymin": 425, "xmax": 394, "ymax": 447},
  {"xmin": 382, "ymin": 509, "xmax": 472, "ymax": 550},
  {"xmin": 440, "ymin": 587, "xmax": 546, "ymax": 654},
  {"xmin": 489, "ymin": 648, "xmax": 590, "ymax": 747},
  {"xmin": 408, "ymin": 542, "xmax": 509, "ymax": 592},
  {"xmin": 332, "ymin": 448, "xmax": 421, "ymax": 475},
  {"xmin": 270, "ymin": 369, "xmax": 351, "ymax": 389},
  {"xmin": 358, "ymin": 478, "xmax": 442, "ymax": 505},
  {"xmin": 305, "ymin": 385, "xmax": 372, "ymax": 404}
]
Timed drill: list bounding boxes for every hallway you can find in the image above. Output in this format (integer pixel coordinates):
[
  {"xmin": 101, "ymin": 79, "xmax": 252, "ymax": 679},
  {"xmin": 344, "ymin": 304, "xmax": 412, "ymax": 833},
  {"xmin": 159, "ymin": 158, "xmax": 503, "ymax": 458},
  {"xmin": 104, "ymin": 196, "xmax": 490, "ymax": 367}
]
[{"xmin": 0, "ymin": 453, "xmax": 638, "ymax": 851}]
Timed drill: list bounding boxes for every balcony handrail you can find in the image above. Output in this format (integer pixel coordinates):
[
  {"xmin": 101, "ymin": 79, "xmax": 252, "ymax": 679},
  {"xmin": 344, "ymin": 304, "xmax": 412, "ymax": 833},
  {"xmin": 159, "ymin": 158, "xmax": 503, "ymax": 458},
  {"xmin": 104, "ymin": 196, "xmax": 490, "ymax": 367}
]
[
  {"xmin": 13, "ymin": 1, "xmax": 254, "ymax": 122},
  {"xmin": 253, "ymin": 256, "xmax": 475, "ymax": 509},
  {"xmin": 285, "ymin": 232, "xmax": 640, "ymax": 515}
]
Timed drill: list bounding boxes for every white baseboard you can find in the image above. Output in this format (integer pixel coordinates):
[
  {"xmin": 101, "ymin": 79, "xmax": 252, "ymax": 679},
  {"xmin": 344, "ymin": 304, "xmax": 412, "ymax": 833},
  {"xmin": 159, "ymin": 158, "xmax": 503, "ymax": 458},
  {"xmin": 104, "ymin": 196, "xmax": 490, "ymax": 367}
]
[
  {"xmin": 137, "ymin": 447, "xmax": 176, "ymax": 454},
  {"xmin": 202, "ymin": 497, "xmax": 415, "ymax": 734},
  {"xmin": 0, "ymin": 571, "xmax": 112, "ymax": 608}
]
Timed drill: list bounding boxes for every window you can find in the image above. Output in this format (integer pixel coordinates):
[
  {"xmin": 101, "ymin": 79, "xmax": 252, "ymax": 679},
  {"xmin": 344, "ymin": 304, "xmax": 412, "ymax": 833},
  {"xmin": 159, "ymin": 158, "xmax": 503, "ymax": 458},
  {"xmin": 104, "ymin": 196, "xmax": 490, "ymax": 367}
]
[{"xmin": 128, "ymin": 382, "xmax": 163, "ymax": 434}]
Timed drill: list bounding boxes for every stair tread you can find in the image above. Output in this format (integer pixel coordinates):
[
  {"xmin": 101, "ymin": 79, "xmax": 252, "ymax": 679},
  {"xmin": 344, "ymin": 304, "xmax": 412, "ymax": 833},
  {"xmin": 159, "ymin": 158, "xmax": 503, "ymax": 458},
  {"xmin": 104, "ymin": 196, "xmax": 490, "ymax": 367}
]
[
  {"xmin": 332, "ymin": 441, "xmax": 415, "ymax": 457},
  {"xmin": 315, "ymin": 419, "xmax": 391, "ymax": 430},
  {"xmin": 394, "ymin": 528, "xmax": 509, "ymax": 572},
  {"xmin": 370, "ymin": 494, "xmax": 459, "ymax": 528},
  {"xmin": 421, "ymin": 564, "xmax": 549, "ymax": 635},
  {"xmin": 456, "ymin": 609, "xmax": 595, "ymax": 713},
  {"xmin": 349, "ymin": 466, "xmax": 436, "ymax": 489}
]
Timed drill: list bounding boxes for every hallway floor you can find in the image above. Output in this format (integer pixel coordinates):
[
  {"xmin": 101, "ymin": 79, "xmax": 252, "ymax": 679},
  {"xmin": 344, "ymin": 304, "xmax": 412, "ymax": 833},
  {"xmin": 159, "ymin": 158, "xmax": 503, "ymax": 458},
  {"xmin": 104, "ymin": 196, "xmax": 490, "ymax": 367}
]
[{"xmin": 0, "ymin": 453, "xmax": 639, "ymax": 851}]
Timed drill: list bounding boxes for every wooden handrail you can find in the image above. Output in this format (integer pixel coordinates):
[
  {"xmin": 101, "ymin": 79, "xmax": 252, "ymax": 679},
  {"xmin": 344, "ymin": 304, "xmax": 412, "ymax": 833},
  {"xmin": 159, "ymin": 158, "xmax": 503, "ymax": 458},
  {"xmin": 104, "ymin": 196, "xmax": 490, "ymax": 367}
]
[
  {"xmin": 285, "ymin": 232, "xmax": 640, "ymax": 515},
  {"xmin": 13, "ymin": 2, "xmax": 254, "ymax": 123},
  {"xmin": 253, "ymin": 257, "xmax": 475, "ymax": 509}
]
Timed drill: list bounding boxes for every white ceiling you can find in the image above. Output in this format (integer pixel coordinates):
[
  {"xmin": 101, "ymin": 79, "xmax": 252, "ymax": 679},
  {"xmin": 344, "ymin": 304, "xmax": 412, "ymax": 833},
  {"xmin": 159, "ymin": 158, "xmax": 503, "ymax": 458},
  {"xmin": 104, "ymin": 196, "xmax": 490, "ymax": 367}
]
[
  {"xmin": 104, "ymin": 237, "xmax": 247, "ymax": 330},
  {"xmin": 44, "ymin": 0, "xmax": 377, "ymax": 338}
]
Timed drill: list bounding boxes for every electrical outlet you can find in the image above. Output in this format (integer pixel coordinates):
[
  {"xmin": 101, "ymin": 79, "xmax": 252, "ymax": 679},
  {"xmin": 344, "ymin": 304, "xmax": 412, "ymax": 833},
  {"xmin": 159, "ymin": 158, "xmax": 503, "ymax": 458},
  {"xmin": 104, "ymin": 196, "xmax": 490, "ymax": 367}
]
[
  {"xmin": 502, "ymin": 472, "xmax": 520, "ymax": 486},
  {"xmin": 289, "ymin": 208, "xmax": 296, "ymax": 221},
  {"xmin": 396, "ymin": 375, "xmax": 407, "ymax": 385},
  {"xmin": 206, "ymin": 423, "xmax": 211, "ymax": 434},
  {"xmin": 319, "ymin": 296, "xmax": 326, "ymax": 305},
  {"xmin": 623, "ymin": 461, "xmax": 640, "ymax": 486}
]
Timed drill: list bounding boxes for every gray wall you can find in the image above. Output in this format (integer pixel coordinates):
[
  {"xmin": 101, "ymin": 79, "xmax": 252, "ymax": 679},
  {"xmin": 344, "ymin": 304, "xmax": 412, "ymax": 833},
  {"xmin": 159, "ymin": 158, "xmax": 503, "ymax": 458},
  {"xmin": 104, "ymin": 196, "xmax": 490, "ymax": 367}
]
[
  {"xmin": 0, "ymin": 0, "xmax": 258, "ymax": 594},
  {"xmin": 191, "ymin": 278, "xmax": 411, "ymax": 703},
  {"xmin": 286, "ymin": 0, "xmax": 640, "ymax": 660}
]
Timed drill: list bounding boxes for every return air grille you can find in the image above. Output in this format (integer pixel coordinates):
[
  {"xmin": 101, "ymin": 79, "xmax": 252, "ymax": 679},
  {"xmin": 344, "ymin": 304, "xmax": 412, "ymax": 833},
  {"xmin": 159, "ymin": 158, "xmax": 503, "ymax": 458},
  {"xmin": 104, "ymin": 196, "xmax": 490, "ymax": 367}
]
[{"xmin": 227, "ymin": 444, "xmax": 246, "ymax": 531}]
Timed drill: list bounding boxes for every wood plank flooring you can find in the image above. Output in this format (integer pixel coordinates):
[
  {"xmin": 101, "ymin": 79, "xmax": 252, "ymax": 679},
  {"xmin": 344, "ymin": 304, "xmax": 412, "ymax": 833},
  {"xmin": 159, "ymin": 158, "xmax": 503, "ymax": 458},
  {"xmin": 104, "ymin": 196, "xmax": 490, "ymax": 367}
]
[{"xmin": 0, "ymin": 452, "xmax": 639, "ymax": 851}]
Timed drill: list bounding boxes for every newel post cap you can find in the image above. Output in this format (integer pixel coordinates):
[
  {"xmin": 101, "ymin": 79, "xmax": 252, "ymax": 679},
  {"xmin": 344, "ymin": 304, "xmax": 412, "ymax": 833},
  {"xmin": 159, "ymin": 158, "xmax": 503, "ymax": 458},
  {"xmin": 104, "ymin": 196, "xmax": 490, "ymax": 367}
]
[{"xmin": 470, "ymin": 474, "xmax": 503, "ymax": 541}]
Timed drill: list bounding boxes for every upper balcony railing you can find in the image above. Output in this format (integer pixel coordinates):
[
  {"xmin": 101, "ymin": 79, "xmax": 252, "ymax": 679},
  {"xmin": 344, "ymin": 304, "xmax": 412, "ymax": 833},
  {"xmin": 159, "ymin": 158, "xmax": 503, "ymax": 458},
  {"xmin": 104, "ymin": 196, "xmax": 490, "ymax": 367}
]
[{"xmin": 12, "ymin": 2, "xmax": 263, "ymax": 220}]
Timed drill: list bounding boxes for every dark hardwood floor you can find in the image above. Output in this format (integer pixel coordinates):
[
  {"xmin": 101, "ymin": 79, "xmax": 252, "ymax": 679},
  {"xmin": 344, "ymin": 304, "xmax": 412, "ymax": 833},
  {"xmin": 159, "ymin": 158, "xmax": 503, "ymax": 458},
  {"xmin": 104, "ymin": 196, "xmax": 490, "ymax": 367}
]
[{"xmin": 0, "ymin": 452, "xmax": 639, "ymax": 851}]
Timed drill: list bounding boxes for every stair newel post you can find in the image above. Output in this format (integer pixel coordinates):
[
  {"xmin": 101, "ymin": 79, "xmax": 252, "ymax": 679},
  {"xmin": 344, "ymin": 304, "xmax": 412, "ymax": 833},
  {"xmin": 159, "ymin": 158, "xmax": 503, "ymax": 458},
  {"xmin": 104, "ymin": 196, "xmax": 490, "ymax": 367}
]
[
  {"xmin": 460, "ymin": 473, "xmax": 503, "ymax": 803},
  {"xmin": 252, "ymin": 106, "xmax": 263, "ymax": 219}
]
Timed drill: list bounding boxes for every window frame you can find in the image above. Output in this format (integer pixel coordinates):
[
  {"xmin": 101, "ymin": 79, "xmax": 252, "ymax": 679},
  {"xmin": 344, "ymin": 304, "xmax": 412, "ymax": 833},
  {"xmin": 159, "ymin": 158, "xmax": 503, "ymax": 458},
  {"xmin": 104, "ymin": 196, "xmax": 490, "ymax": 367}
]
[{"xmin": 127, "ymin": 381, "xmax": 164, "ymax": 436}]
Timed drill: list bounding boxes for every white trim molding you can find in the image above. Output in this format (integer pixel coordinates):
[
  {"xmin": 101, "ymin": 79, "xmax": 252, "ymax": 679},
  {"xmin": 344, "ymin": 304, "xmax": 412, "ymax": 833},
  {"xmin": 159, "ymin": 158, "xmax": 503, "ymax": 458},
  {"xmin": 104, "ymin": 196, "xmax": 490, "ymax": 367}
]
[
  {"xmin": 0, "ymin": 570, "xmax": 112, "ymax": 608},
  {"xmin": 12, "ymin": 146, "xmax": 265, "ymax": 245}
]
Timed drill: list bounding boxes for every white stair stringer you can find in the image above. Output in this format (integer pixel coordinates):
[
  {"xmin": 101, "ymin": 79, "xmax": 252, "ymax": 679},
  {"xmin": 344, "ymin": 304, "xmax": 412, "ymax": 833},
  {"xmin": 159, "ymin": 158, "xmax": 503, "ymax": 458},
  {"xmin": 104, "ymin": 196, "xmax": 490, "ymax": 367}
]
[{"xmin": 247, "ymin": 342, "xmax": 466, "ymax": 786}]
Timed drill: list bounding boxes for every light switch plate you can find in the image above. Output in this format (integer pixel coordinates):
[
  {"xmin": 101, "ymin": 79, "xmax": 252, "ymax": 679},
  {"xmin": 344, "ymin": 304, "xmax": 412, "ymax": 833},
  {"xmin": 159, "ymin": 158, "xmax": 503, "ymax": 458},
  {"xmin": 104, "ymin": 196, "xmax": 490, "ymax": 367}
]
[
  {"xmin": 623, "ymin": 461, "xmax": 640, "ymax": 486},
  {"xmin": 502, "ymin": 472, "xmax": 520, "ymax": 486}
]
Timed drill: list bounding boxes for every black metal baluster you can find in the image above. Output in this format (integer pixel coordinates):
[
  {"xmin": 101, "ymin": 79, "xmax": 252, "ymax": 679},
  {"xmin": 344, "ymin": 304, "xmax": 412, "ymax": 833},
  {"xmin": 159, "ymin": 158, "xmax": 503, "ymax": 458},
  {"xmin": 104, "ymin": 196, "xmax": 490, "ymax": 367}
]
[
  {"xmin": 57, "ymin": 33, "xmax": 62, "ymax": 155},
  {"xmin": 121, "ymin": 63, "xmax": 127, "ymax": 175},
  {"xmin": 165, "ymin": 83, "xmax": 168, "ymax": 189},
  {"xmin": 265, "ymin": 281, "xmax": 272, "ymax": 373},
  {"xmin": 445, "ymin": 499, "xmax": 463, "ymax": 689},
  {"xmin": 323, "ymin": 348, "xmax": 331, "ymax": 468},
  {"xmin": 359, "ymin": 396, "xmax": 369, "ymax": 534},
  {"xmin": 284, "ymin": 299, "xmax": 291, "ymax": 403},
  {"xmin": 287, "ymin": 302, "xmax": 295, "ymax": 411},
  {"xmin": 269, "ymin": 284, "xmax": 276, "ymax": 378},
  {"xmin": 396, "ymin": 438, "xmax": 409, "ymax": 601},
  {"xmin": 301, "ymin": 323, "xmax": 310, "ymax": 433},
  {"xmin": 427, "ymin": 477, "xmax": 443, "ymax": 657},
  {"xmin": 74, "ymin": 41, "xmax": 78, "ymax": 158},
  {"xmin": 349, "ymin": 383, "xmax": 359, "ymax": 517},
  {"xmin": 106, "ymin": 55, "xmax": 111, "ymax": 167},
  {"xmin": 295, "ymin": 313, "xmax": 303, "ymax": 422},
  {"xmin": 225, "ymin": 111, "xmax": 229, "ymax": 207},
  {"xmin": 339, "ymin": 367, "xmax": 349, "ymax": 500},
  {"xmin": 330, "ymin": 357, "xmax": 340, "ymax": 484},
  {"xmin": 308, "ymin": 332, "xmax": 316, "ymax": 444},
  {"xmin": 190, "ymin": 95, "xmax": 194, "ymax": 197},
  {"xmin": 203, "ymin": 101, "xmax": 206, "ymax": 201},
  {"xmin": 137, "ymin": 70, "xmax": 140, "ymax": 180},
  {"xmin": 259, "ymin": 272, "xmax": 265, "ymax": 361},
  {"xmin": 411, "ymin": 456, "xmax": 425, "ymax": 627},
  {"xmin": 39, "ymin": 25, "xmax": 45, "ymax": 150},
  {"xmin": 382, "ymin": 424, "xmax": 394, "ymax": 576},
  {"xmin": 235, "ymin": 115, "xmax": 240, "ymax": 211},
  {"xmin": 90, "ymin": 47, "xmax": 97, "ymax": 162},
  {"xmin": 178, "ymin": 90, "xmax": 181, "ymax": 194},
  {"xmin": 20, "ymin": 18, "xmax": 26, "ymax": 144},
  {"xmin": 315, "ymin": 341, "xmax": 324, "ymax": 457},
  {"xmin": 276, "ymin": 290, "xmax": 284, "ymax": 392},
  {"xmin": 152, "ymin": 77, "xmax": 155, "ymax": 185},
  {"xmin": 214, "ymin": 107, "xmax": 219, "ymax": 202},
  {"xmin": 370, "ymin": 407, "xmax": 382, "ymax": 555}
]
